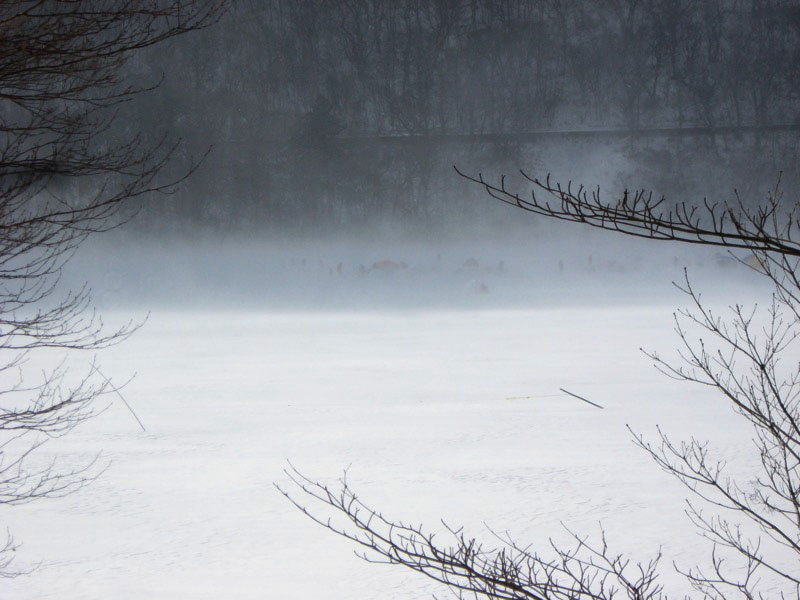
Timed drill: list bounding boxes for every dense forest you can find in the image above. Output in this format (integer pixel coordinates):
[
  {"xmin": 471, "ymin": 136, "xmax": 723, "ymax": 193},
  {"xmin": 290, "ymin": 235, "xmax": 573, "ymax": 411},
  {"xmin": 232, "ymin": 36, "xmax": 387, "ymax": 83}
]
[{"xmin": 122, "ymin": 0, "xmax": 800, "ymax": 234}]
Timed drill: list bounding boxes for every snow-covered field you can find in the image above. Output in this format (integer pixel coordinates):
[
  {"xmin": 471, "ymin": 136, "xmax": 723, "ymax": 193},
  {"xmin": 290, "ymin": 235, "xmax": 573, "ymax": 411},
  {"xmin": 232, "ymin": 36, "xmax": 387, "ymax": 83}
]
[{"xmin": 3, "ymin": 297, "xmax": 765, "ymax": 599}]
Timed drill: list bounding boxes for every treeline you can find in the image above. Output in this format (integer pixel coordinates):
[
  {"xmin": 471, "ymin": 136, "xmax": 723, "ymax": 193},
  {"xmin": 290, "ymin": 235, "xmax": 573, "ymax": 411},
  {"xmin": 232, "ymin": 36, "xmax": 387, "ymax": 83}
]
[{"xmin": 125, "ymin": 0, "xmax": 800, "ymax": 234}]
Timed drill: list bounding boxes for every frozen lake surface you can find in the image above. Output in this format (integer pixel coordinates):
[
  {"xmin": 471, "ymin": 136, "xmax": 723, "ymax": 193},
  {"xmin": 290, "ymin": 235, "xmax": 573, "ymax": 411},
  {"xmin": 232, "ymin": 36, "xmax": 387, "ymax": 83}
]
[{"xmin": 4, "ymin": 304, "xmax": 762, "ymax": 598}]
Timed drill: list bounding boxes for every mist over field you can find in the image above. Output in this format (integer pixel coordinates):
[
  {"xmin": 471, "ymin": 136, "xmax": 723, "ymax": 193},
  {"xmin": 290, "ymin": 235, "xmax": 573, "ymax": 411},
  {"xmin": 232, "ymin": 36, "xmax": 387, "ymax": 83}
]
[
  {"xmin": 65, "ymin": 219, "xmax": 768, "ymax": 314},
  {"xmin": 3, "ymin": 2, "xmax": 800, "ymax": 599}
]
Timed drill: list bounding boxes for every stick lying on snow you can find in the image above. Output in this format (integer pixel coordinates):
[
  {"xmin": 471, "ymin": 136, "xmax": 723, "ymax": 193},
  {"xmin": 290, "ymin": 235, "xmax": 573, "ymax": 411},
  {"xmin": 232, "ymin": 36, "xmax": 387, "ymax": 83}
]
[
  {"xmin": 91, "ymin": 365, "xmax": 147, "ymax": 432},
  {"xmin": 504, "ymin": 389, "xmax": 604, "ymax": 409},
  {"xmin": 559, "ymin": 388, "xmax": 604, "ymax": 409}
]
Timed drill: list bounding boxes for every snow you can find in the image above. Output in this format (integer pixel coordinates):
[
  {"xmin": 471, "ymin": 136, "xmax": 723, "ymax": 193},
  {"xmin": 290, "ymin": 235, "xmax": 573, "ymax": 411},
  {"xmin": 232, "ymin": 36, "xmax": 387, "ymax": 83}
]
[{"xmin": 1, "ymin": 299, "xmax": 766, "ymax": 599}]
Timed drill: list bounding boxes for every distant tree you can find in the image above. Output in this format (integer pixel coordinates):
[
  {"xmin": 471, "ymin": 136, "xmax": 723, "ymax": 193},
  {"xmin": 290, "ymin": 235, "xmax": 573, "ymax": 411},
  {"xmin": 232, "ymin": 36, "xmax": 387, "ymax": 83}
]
[
  {"xmin": 280, "ymin": 170, "xmax": 800, "ymax": 599},
  {"xmin": 0, "ymin": 0, "xmax": 227, "ymax": 577}
]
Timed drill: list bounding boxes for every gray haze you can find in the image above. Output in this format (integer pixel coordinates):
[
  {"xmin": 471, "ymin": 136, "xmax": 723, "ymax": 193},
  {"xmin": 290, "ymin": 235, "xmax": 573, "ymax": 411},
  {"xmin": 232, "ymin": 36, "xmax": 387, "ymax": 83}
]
[{"xmin": 78, "ymin": 0, "xmax": 800, "ymax": 307}]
